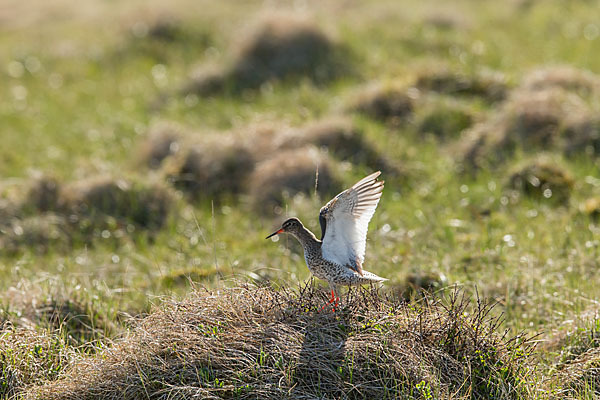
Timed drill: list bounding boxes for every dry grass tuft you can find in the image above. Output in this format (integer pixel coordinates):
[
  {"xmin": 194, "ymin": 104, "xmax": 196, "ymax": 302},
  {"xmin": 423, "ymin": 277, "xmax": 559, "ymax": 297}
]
[
  {"xmin": 23, "ymin": 175, "xmax": 62, "ymax": 213},
  {"xmin": 416, "ymin": 99, "xmax": 474, "ymax": 139},
  {"xmin": 562, "ymin": 114, "xmax": 600, "ymax": 157},
  {"xmin": 546, "ymin": 317, "xmax": 600, "ymax": 398},
  {"xmin": 458, "ymin": 88, "xmax": 587, "ymax": 169},
  {"xmin": 506, "ymin": 157, "xmax": 574, "ymax": 205},
  {"xmin": 165, "ymin": 136, "xmax": 256, "ymax": 201},
  {"xmin": 416, "ymin": 68, "xmax": 508, "ymax": 102},
  {"xmin": 25, "ymin": 284, "xmax": 532, "ymax": 399},
  {"xmin": 0, "ymin": 327, "xmax": 71, "ymax": 399},
  {"xmin": 520, "ymin": 65, "xmax": 600, "ymax": 95},
  {"xmin": 0, "ymin": 215, "xmax": 71, "ymax": 255},
  {"xmin": 184, "ymin": 14, "xmax": 344, "ymax": 95},
  {"xmin": 347, "ymin": 82, "xmax": 415, "ymax": 123},
  {"xmin": 277, "ymin": 117, "xmax": 403, "ymax": 176},
  {"xmin": 137, "ymin": 123, "xmax": 183, "ymax": 169},
  {"xmin": 60, "ymin": 177, "xmax": 174, "ymax": 230},
  {"xmin": 0, "ymin": 177, "xmax": 175, "ymax": 253},
  {"xmin": 581, "ymin": 197, "xmax": 600, "ymax": 219},
  {"xmin": 389, "ymin": 272, "xmax": 449, "ymax": 300},
  {"xmin": 248, "ymin": 146, "xmax": 342, "ymax": 215}
]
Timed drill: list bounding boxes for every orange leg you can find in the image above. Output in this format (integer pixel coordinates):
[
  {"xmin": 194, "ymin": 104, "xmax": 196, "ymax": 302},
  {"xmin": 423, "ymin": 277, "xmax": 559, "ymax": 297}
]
[{"xmin": 320, "ymin": 289, "xmax": 337, "ymax": 312}]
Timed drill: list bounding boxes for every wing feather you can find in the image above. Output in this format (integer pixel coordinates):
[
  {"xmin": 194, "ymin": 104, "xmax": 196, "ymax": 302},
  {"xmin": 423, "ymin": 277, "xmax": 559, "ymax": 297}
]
[{"xmin": 320, "ymin": 171, "xmax": 384, "ymax": 275}]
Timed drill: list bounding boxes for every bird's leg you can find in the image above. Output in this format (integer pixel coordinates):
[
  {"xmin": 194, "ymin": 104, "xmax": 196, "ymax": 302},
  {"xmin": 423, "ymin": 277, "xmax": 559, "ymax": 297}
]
[
  {"xmin": 332, "ymin": 285, "xmax": 340, "ymax": 311},
  {"xmin": 319, "ymin": 289, "xmax": 336, "ymax": 312}
]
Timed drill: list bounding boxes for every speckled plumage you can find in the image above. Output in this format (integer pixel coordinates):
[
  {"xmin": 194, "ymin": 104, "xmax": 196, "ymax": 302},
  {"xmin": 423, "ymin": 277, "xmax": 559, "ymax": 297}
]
[{"xmin": 266, "ymin": 171, "xmax": 386, "ymax": 299}]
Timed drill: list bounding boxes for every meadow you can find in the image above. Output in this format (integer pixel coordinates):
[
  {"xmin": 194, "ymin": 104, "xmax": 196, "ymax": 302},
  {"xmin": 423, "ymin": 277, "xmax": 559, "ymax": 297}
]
[{"xmin": 2, "ymin": 0, "xmax": 600, "ymax": 398}]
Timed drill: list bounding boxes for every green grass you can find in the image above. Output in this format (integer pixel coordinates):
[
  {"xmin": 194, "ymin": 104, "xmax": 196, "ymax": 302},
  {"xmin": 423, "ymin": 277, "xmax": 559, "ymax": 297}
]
[{"xmin": 2, "ymin": 0, "xmax": 600, "ymax": 398}]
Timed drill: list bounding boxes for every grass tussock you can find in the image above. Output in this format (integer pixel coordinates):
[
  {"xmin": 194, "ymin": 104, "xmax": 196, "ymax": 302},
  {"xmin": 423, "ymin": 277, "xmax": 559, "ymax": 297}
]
[
  {"xmin": 25, "ymin": 284, "xmax": 532, "ymax": 400},
  {"xmin": 506, "ymin": 157, "xmax": 574, "ymax": 205},
  {"xmin": 0, "ymin": 215, "xmax": 71, "ymax": 254},
  {"xmin": 389, "ymin": 272, "xmax": 449, "ymax": 301},
  {"xmin": 0, "ymin": 177, "xmax": 174, "ymax": 253},
  {"xmin": 0, "ymin": 328, "xmax": 71, "ymax": 399},
  {"xmin": 184, "ymin": 14, "xmax": 344, "ymax": 95},
  {"xmin": 546, "ymin": 316, "xmax": 600, "ymax": 398},
  {"xmin": 248, "ymin": 146, "xmax": 342, "ymax": 215},
  {"xmin": 521, "ymin": 65, "xmax": 600, "ymax": 96},
  {"xmin": 581, "ymin": 197, "xmax": 600, "ymax": 219},
  {"xmin": 60, "ymin": 177, "xmax": 174, "ymax": 230},
  {"xmin": 416, "ymin": 99, "xmax": 474, "ymax": 139},
  {"xmin": 277, "ymin": 117, "xmax": 403, "ymax": 177},
  {"xmin": 415, "ymin": 68, "xmax": 508, "ymax": 102},
  {"xmin": 165, "ymin": 136, "xmax": 256, "ymax": 201},
  {"xmin": 458, "ymin": 88, "xmax": 587, "ymax": 170},
  {"xmin": 137, "ymin": 122, "xmax": 183, "ymax": 169},
  {"xmin": 347, "ymin": 82, "xmax": 415, "ymax": 123}
]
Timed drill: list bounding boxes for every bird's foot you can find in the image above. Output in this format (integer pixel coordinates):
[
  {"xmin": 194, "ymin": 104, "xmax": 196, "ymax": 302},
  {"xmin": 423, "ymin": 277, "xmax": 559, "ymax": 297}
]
[{"xmin": 319, "ymin": 290, "xmax": 340, "ymax": 312}]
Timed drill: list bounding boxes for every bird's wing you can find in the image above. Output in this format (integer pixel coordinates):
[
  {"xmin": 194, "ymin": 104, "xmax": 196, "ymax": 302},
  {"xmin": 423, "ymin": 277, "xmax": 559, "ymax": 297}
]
[{"xmin": 320, "ymin": 171, "xmax": 383, "ymax": 275}]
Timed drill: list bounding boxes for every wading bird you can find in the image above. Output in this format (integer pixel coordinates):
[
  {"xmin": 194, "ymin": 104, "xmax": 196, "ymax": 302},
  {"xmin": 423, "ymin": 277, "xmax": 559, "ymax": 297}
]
[{"xmin": 266, "ymin": 171, "xmax": 386, "ymax": 310}]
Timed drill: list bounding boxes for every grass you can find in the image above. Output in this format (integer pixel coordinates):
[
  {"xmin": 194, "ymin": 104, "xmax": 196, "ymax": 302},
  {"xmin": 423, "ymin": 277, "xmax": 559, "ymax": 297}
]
[{"xmin": 2, "ymin": 0, "xmax": 600, "ymax": 398}]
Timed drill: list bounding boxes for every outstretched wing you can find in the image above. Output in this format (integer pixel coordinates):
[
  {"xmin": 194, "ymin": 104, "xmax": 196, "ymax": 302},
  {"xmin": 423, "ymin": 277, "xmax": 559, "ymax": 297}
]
[{"xmin": 320, "ymin": 171, "xmax": 384, "ymax": 275}]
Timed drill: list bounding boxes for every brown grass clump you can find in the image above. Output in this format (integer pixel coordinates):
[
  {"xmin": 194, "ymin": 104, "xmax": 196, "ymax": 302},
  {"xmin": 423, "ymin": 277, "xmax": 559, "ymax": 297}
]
[
  {"xmin": 60, "ymin": 177, "xmax": 173, "ymax": 230},
  {"xmin": 0, "ymin": 215, "xmax": 71, "ymax": 255},
  {"xmin": 0, "ymin": 327, "xmax": 71, "ymax": 399},
  {"xmin": 390, "ymin": 272, "xmax": 448, "ymax": 300},
  {"xmin": 248, "ymin": 146, "xmax": 342, "ymax": 214},
  {"xmin": 459, "ymin": 88, "xmax": 586, "ymax": 169},
  {"xmin": 23, "ymin": 175, "xmax": 61, "ymax": 212},
  {"xmin": 165, "ymin": 136, "xmax": 256, "ymax": 201},
  {"xmin": 184, "ymin": 14, "xmax": 344, "ymax": 95},
  {"xmin": 25, "ymin": 284, "xmax": 532, "ymax": 399},
  {"xmin": 520, "ymin": 65, "xmax": 600, "ymax": 95},
  {"xmin": 562, "ymin": 115, "xmax": 600, "ymax": 157},
  {"xmin": 348, "ymin": 82, "xmax": 415, "ymax": 123},
  {"xmin": 546, "ymin": 318, "xmax": 600, "ymax": 398},
  {"xmin": 506, "ymin": 158, "xmax": 574, "ymax": 205},
  {"xmin": 277, "ymin": 117, "xmax": 403, "ymax": 176},
  {"xmin": 137, "ymin": 123, "xmax": 183, "ymax": 169},
  {"xmin": 416, "ymin": 68, "xmax": 508, "ymax": 102},
  {"xmin": 581, "ymin": 197, "xmax": 600, "ymax": 219},
  {"xmin": 416, "ymin": 100, "xmax": 474, "ymax": 139}
]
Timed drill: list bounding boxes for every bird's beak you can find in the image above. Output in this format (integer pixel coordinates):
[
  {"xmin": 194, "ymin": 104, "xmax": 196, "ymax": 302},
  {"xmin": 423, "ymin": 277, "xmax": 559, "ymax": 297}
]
[{"xmin": 265, "ymin": 228, "xmax": 284, "ymax": 239}]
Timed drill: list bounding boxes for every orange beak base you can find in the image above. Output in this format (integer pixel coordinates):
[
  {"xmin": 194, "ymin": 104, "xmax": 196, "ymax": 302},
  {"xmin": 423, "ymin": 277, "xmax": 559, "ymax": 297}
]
[{"xmin": 265, "ymin": 228, "xmax": 284, "ymax": 239}]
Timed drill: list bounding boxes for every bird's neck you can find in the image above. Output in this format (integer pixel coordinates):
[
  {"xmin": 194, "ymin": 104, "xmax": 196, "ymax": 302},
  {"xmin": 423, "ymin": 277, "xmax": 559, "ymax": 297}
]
[{"xmin": 292, "ymin": 226, "xmax": 321, "ymax": 251}]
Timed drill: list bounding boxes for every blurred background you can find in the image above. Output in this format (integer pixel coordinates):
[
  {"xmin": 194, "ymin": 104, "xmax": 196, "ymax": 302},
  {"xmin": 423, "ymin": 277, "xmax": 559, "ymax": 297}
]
[{"xmin": 2, "ymin": 0, "xmax": 600, "ymax": 386}]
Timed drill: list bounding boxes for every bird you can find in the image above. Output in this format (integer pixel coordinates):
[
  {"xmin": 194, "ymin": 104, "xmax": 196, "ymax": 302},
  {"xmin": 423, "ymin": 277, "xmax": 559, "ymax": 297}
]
[{"xmin": 266, "ymin": 171, "xmax": 387, "ymax": 311}]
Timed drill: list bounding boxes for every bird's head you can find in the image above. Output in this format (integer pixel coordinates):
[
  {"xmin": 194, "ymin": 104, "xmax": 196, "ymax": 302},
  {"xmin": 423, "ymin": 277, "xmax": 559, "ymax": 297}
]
[{"xmin": 266, "ymin": 217, "xmax": 303, "ymax": 239}]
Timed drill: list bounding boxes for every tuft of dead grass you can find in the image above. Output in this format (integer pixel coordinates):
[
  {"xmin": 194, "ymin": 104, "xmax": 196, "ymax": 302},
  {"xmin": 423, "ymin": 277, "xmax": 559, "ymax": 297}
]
[
  {"xmin": 165, "ymin": 136, "xmax": 256, "ymax": 201},
  {"xmin": 0, "ymin": 327, "xmax": 71, "ymax": 399},
  {"xmin": 562, "ymin": 114, "xmax": 600, "ymax": 157},
  {"xmin": 458, "ymin": 88, "xmax": 587, "ymax": 169},
  {"xmin": 23, "ymin": 175, "xmax": 61, "ymax": 213},
  {"xmin": 545, "ymin": 317, "xmax": 600, "ymax": 398},
  {"xmin": 0, "ymin": 215, "xmax": 71, "ymax": 255},
  {"xmin": 389, "ymin": 272, "xmax": 449, "ymax": 300},
  {"xmin": 276, "ymin": 117, "xmax": 403, "ymax": 176},
  {"xmin": 521, "ymin": 65, "xmax": 600, "ymax": 96},
  {"xmin": 60, "ymin": 177, "xmax": 174, "ymax": 230},
  {"xmin": 416, "ymin": 68, "xmax": 508, "ymax": 102},
  {"xmin": 248, "ymin": 146, "xmax": 342, "ymax": 215},
  {"xmin": 184, "ymin": 14, "xmax": 345, "ymax": 95},
  {"xmin": 416, "ymin": 99, "xmax": 474, "ymax": 139},
  {"xmin": 506, "ymin": 157, "xmax": 574, "ymax": 205},
  {"xmin": 347, "ymin": 82, "xmax": 415, "ymax": 123},
  {"xmin": 24, "ymin": 284, "xmax": 533, "ymax": 400},
  {"xmin": 137, "ymin": 122, "xmax": 183, "ymax": 169}
]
